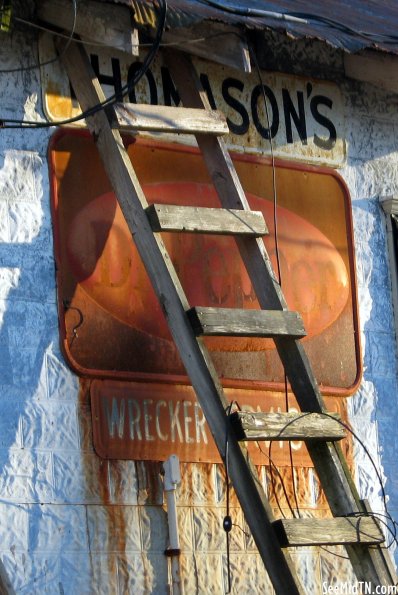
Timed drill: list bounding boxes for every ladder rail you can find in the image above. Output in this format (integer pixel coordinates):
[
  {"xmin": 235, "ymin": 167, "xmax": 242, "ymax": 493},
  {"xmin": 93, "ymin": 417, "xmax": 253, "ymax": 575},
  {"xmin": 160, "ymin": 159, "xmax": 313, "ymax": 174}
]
[
  {"xmin": 164, "ymin": 49, "xmax": 396, "ymax": 587},
  {"xmin": 58, "ymin": 38, "xmax": 397, "ymax": 592},
  {"xmin": 59, "ymin": 40, "xmax": 305, "ymax": 595}
]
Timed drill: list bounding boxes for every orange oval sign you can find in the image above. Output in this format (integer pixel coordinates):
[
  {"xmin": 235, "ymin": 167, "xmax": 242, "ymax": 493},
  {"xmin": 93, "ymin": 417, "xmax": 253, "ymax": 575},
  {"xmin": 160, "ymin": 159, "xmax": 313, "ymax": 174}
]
[{"xmin": 66, "ymin": 183, "xmax": 349, "ymax": 350}]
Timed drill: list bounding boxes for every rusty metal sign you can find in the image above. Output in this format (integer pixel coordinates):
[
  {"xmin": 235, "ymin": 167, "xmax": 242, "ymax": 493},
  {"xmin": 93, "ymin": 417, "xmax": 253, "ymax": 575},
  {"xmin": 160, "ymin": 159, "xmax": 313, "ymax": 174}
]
[
  {"xmin": 91, "ymin": 379, "xmax": 351, "ymax": 465},
  {"xmin": 50, "ymin": 131, "xmax": 360, "ymax": 396},
  {"xmin": 40, "ymin": 33, "xmax": 345, "ymax": 166}
]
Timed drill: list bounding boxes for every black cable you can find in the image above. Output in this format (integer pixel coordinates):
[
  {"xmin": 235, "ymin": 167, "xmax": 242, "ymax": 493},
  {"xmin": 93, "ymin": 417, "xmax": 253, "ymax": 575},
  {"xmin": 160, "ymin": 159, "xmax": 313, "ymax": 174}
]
[
  {"xmin": 249, "ymin": 40, "xmax": 396, "ymax": 562},
  {"xmin": 14, "ymin": 15, "xmax": 237, "ymax": 50},
  {"xmin": 284, "ymin": 379, "xmax": 301, "ymax": 518},
  {"xmin": 289, "ymin": 11, "xmax": 398, "ymax": 45},
  {"xmin": 0, "ymin": 0, "xmax": 167, "ymax": 129},
  {"xmin": 249, "ymin": 44, "xmax": 281, "ymax": 287},
  {"xmin": 274, "ymin": 410, "xmax": 397, "ymax": 546},
  {"xmin": 347, "ymin": 511, "xmax": 398, "ymax": 549},
  {"xmin": 250, "ymin": 43, "xmax": 302, "ymax": 522},
  {"xmin": 256, "ymin": 441, "xmax": 296, "ymax": 518},
  {"xmin": 254, "ymin": 407, "xmax": 398, "ymax": 559},
  {"xmin": 197, "ymin": 0, "xmax": 398, "ymax": 46},
  {"xmin": 268, "ymin": 408, "xmax": 387, "ymax": 510},
  {"xmin": 223, "ymin": 401, "xmax": 234, "ymax": 595}
]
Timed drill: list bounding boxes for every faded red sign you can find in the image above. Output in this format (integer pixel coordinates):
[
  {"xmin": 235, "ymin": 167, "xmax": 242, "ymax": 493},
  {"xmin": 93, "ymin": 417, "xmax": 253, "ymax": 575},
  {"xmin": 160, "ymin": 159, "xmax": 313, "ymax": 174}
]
[{"xmin": 91, "ymin": 380, "xmax": 351, "ymax": 465}]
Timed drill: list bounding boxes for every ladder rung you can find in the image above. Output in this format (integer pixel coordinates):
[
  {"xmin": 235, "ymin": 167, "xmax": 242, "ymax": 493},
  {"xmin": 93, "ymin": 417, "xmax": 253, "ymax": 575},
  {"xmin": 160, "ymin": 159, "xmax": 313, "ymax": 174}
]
[
  {"xmin": 187, "ymin": 307, "xmax": 306, "ymax": 338},
  {"xmin": 273, "ymin": 517, "xmax": 385, "ymax": 547},
  {"xmin": 230, "ymin": 411, "xmax": 345, "ymax": 442},
  {"xmin": 146, "ymin": 204, "xmax": 268, "ymax": 236},
  {"xmin": 111, "ymin": 103, "xmax": 229, "ymax": 135}
]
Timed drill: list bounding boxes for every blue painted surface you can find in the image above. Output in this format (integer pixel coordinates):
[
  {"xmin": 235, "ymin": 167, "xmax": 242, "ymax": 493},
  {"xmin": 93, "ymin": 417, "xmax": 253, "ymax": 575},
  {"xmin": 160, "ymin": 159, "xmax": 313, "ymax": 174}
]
[{"xmin": 0, "ymin": 23, "xmax": 397, "ymax": 593}]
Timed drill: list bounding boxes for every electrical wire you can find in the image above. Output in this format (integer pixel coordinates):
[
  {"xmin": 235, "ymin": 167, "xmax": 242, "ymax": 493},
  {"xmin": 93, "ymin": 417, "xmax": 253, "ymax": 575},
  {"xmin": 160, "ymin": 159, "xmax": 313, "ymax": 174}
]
[
  {"xmin": 249, "ymin": 44, "xmax": 281, "ymax": 286},
  {"xmin": 250, "ymin": 42, "xmax": 303, "ymax": 522},
  {"xmin": 255, "ymin": 441, "xmax": 296, "ymax": 518},
  {"xmin": 255, "ymin": 410, "xmax": 398, "ymax": 552},
  {"xmin": 284, "ymin": 377, "xmax": 301, "ymax": 518},
  {"xmin": 197, "ymin": 0, "xmax": 398, "ymax": 47},
  {"xmin": 0, "ymin": 0, "xmax": 77, "ymax": 73},
  {"xmin": 14, "ymin": 14, "xmax": 238, "ymax": 50},
  {"xmin": 223, "ymin": 401, "xmax": 234, "ymax": 595},
  {"xmin": 0, "ymin": 0, "xmax": 167, "ymax": 129}
]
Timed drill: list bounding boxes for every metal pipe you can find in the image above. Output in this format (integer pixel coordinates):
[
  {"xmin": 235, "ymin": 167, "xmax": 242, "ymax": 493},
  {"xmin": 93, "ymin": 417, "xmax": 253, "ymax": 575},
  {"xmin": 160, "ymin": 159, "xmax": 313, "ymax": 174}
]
[{"xmin": 163, "ymin": 455, "xmax": 183, "ymax": 595}]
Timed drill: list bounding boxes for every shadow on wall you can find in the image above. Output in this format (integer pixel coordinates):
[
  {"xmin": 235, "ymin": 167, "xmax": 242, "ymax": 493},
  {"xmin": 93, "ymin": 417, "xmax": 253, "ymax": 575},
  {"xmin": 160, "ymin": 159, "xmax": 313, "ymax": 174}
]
[
  {"xmin": 0, "ymin": 149, "xmax": 87, "ymax": 592},
  {"xmin": 0, "ymin": 149, "xmax": 170, "ymax": 594}
]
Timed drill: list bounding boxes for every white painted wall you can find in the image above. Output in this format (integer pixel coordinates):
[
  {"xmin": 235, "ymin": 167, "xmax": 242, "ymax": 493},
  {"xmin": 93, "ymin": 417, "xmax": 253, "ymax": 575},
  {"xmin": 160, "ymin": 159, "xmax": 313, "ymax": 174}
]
[{"xmin": 0, "ymin": 25, "xmax": 397, "ymax": 594}]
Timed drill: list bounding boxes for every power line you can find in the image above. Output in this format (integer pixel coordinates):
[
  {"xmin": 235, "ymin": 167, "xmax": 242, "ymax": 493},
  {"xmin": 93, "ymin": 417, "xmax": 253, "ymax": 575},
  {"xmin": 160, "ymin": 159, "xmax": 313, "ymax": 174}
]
[
  {"xmin": 197, "ymin": 0, "xmax": 398, "ymax": 46},
  {"xmin": 0, "ymin": 0, "xmax": 77, "ymax": 73},
  {"xmin": 0, "ymin": 0, "xmax": 167, "ymax": 129},
  {"xmin": 14, "ymin": 14, "xmax": 237, "ymax": 50}
]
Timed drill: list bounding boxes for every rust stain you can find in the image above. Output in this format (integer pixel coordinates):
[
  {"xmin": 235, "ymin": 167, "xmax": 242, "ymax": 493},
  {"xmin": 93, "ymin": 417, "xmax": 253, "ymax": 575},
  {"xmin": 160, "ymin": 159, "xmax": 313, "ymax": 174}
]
[
  {"xmin": 50, "ymin": 132, "xmax": 361, "ymax": 396},
  {"xmin": 77, "ymin": 378, "xmax": 128, "ymax": 585},
  {"xmin": 136, "ymin": 460, "xmax": 163, "ymax": 505}
]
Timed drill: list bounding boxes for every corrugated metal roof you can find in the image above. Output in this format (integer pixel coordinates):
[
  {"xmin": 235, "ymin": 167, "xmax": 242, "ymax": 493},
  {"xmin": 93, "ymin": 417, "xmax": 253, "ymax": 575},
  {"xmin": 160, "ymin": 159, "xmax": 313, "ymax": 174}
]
[{"xmin": 114, "ymin": 0, "xmax": 398, "ymax": 55}]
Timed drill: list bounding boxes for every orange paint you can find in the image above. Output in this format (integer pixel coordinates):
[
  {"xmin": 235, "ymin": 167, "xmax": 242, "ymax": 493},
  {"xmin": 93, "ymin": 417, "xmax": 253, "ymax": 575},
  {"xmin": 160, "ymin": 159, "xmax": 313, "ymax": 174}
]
[
  {"xmin": 49, "ymin": 131, "xmax": 361, "ymax": 395},
  {"xmin": 66, "ymin": 184, "xmax": 349, "ymax": 351},
  {"xmin": 90, "ymin": 379, "xmax": 352, "ymax": 467}
]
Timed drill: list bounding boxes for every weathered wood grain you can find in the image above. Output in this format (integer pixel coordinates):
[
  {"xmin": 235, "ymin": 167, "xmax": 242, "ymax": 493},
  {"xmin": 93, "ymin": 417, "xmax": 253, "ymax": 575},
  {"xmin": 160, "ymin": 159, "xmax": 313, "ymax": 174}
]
[
  {"xmin": 165, "ymin": 49, "xmax": 397, "ymax": 589},
  {"xmin": 231, "ymin": 411, "xmax": 345, "ymax": 441},
  {"xmin": 162, "ymin": 22, "xmax": 251, "ymax": 73},
  {"xmin": 113, "ymin": 103, "xmax": 229, "ymax": 135},
  {"xmin": 273, "ymin": 517, "xmax": 384, "ymax": 547},
  {"xmin": 188, "ymin": 307, "xmax": 306, "ymax": 338},
  {"xmin": 60, "ymin": 41, "xmax": 304, "ymax": 595},
  {"xmin": 37, "ymin": 0, "xmax": 138, "ymax": 55},
  {"xmin": 146, "ymin": 204, "xmax": 268, "ymax": 236}
]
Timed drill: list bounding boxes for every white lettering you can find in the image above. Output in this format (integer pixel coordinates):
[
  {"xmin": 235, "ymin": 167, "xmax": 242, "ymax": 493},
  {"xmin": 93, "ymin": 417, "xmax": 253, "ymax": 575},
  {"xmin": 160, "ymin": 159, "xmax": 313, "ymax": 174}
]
[
  {"xmin": 104, "ymin": 397, "xmax": 125, "ymax": 439},
  {"xmin": 169, "ymin": 401, "xmax": 183, "ymax": 443},
  {"xmin": 319, "ymin": 582, "xmax": 398, "ymax": 595},
  {"xmin": 143, "ymin": 399, "xmax": 154, "ymax": 441},
  {"xmin": 155, "ymin": 400, "xmax": 168, "ymax": 441},
  {"xmin": 128, "ymin": 399, "xmax": 142, "ymax": 440}
]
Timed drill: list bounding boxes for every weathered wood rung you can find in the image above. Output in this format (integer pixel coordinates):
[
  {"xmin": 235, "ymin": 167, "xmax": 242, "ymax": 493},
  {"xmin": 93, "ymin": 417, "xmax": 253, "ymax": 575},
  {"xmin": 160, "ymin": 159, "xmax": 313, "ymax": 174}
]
[
  {"xmin": 146, "ymin": 204, "xmax": 268, "ymax": 236},
  {"xmin": 230, "ymin": 411, "xmax": 345, "ymax": 442},
  {"xmin": 273, "ymin": 517, "xmax": 385, "ymax": 547},
  {"xmin": 61, "ymin": 41, "xmax": 397, "ymax": 592},
  {"xmin": 110, "ymin": 103, "xmax": 229, "ymax": 135},
  {"xmin": 187, "ymin": 307, "xmax": 306, "ymax": 338}
]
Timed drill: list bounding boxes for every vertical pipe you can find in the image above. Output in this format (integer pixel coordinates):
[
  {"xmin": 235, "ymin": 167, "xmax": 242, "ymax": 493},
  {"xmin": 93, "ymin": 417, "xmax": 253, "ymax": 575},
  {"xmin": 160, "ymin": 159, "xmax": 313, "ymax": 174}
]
[{"xmin": 163, "ymin": 455, "xmax": 183, "ymax": 595}]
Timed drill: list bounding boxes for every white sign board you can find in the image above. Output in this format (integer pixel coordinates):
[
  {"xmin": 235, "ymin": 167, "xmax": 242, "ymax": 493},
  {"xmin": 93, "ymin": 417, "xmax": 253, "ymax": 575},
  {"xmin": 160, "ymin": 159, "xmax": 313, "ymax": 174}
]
[{"xmin": 39, "ymin": 33, "xmax": 345, "ymax": 166}]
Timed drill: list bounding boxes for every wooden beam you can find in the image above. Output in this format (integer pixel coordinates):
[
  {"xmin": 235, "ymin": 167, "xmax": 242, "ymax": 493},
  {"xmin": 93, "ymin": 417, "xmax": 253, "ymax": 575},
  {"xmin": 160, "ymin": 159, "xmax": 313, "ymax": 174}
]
[
  {"xmin": 273, "ymin": 517, "xmax": 384, "ymax": 547},
  {"xmin": 187, "ymin": 307, "xmax": 306, "ymax": 338},
  {"xmin": 231, "ymin": 411, "xmax": 345, "ymax": 442},
  {"xmin": 146, "ymin": 204, "xmax": 268, "ymax": 236},
  {"xmin": 37, "ymin": 0, "xmax": 139, "ymax": 56},
  {"xmin": 161, "ymin": 22, "xmax": 251, "ymax": 73},
  {"xmin": 112, "ymin": 103, "xmax": 229, "ymax": 135},
  {"xmin": 59, "ymin": 40, "xmax": 304, "ymax": 595},
  {"xmin": 344, "ymin": 51, "xmax": 398, "ymax": 94},
  {"xmin": 165, "ymin": 49, "xmax": 397, "ymax": 588}
]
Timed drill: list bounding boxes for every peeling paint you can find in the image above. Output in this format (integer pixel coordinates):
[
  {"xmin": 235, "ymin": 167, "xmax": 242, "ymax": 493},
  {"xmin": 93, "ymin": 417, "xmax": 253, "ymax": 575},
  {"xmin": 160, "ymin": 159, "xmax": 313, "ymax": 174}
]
[{"xmin": 0, "ymin": 22, "xmax": 396, "ymax": 595}]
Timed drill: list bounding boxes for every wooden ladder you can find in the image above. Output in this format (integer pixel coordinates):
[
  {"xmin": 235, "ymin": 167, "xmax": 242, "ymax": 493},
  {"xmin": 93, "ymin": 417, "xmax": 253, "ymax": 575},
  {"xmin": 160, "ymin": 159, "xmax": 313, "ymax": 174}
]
[{"xmin": 60, "ymin": 42, "xmax": 397, "ymax": 593}]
